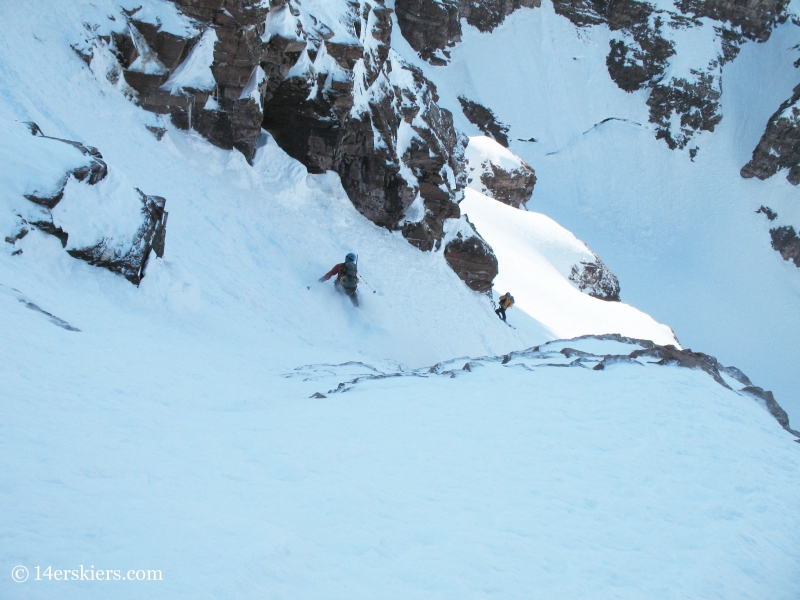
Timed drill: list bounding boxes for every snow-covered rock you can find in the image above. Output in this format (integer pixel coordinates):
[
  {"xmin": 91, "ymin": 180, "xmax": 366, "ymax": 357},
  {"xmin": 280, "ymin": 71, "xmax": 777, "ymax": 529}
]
[
  {"xmin": 70, "ymin": 0, "xmax": 499, "ymax": 290},
  {"xmin": 5, "ymin": 123, "xmax": 167, "ymax": 285},
  {"xmin": 465, "ymin": 135, "xmax": 536, "ymax": 208}
]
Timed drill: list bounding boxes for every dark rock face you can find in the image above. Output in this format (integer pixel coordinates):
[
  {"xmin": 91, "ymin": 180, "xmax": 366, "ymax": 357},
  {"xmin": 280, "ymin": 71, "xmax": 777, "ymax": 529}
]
[
  {"xmin": 676, "ymin": 0, "xmax": 790, "ymax": 41},
  {"xmin": 604, "ymin": 1, "xmax": 675, "ymax": 94},
  {"xmin": 458, "ymin": 97, "xmax": 510, "ymax": 147},
  {"xmin": 769, "ymin": 225, "xmax": 800, "ymax": 267},
  {"xmin": 443, "ymin": 223, "xmax": 499, "ymax": 293},
  {"xmin": 647, "ymin": 72, "xmax": 723, "ymax": 149},
  {"xmin": 741, "ymin": 386, "xmax": 798, "ymax": 435},
  {"xmin": 19, "ymin": 123, "xmax": 168, "ymax": 285},
  {"xmin": 395, "ymin": 0, "xmax": 461, "ymax": 64},
  {"xmin": 256, "ymin": 2, "xmax": 471, "ymax": 259},
  {"xmin": 741, "ymin": 84, "xmax": 800, "ymax": 185},
  {"xmin": 394, "ymin": 0, "xmax": 539, "ymax": 64},
  {"xmin": 479, "ymin": 162, "xmax": 537, "ymax": 208},
  {"xmin": 460, "ymin": 0, "xmax": 541, "ymax": 32},
  {"xmin": 79, "ymin": 0, "xmax": 500, "ymax": 290},
  {"xmin": 569, "ymin": 257, "xmax": 621, "ymax": 301}
]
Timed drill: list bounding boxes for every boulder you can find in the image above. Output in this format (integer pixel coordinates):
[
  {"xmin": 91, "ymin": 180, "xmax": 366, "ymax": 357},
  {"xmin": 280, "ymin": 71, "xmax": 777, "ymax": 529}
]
[
  {"xmin": 569, "ymin": 257, "xmax": 621, "ymax": 302},
  {"xmin": 443, "ymin": 218, "xmax": 499, "ymax": 293}
]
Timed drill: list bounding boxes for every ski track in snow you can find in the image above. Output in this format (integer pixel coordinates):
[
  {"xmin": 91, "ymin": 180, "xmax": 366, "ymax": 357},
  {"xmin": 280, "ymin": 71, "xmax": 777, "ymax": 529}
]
[{"xmin": 0, "ymin": 0, "xmax": 799, "ymax": 598}]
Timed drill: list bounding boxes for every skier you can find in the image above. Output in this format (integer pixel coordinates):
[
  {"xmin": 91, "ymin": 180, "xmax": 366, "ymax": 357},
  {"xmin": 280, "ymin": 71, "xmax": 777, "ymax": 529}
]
[
  {"xmin": 495, "ymin": 292, "xmax": 514, "ymax": 321},
  {"xmin": 319, "ymin": 252, "xmax": 359, "ymax": 306}
]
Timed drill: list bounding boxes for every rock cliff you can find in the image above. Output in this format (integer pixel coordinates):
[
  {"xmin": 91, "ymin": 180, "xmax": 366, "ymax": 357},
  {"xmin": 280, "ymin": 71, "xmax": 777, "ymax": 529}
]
[{"xmin": 74, "ymin": 0, "xmax": 500, "ymax": 293}]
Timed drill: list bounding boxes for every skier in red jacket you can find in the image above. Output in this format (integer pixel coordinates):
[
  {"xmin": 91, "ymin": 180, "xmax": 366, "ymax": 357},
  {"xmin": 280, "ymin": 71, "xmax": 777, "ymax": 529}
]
[{"xmin": 319, "ymin": 253, "xmax": 359, "ymax": 306}]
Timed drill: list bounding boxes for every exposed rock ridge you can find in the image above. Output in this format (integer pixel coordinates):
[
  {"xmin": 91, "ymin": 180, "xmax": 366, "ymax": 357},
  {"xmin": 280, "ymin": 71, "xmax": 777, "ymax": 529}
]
[{"xmin": 291, "ymin": 333, "xmax": 799, "ymax": 438}]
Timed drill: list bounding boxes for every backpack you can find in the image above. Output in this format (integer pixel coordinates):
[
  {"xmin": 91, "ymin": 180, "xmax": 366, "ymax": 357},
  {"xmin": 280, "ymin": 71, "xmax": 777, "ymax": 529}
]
[
  {"xmin": 339, "ymin": 258, "xmax": 358, "ymax": 290},
  {"xmin": 501, "ymin": 294, "xmax": 514, "ymax": 309}
]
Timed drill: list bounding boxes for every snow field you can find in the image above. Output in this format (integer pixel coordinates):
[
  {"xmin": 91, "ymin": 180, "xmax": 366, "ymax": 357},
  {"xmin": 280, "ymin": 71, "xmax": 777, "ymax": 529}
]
[
  {"xmin": 461, "ymin": 187, "xmax": 678, "ymax": 345},
  {"xmin": 3, "ymin": 318, "xmax": 799, "ymax": 598}
]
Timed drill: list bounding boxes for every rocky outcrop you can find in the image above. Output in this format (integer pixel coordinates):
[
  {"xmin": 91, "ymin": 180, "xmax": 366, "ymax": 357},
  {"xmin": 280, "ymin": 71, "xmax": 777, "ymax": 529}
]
[
  {"xmin": 676, "ymin": 0, "xmax": 790, "ymax": 42},
  {"xmin": 78, "ymin": 0, "xmax": 502, "ymax": 290},
  {"xmin": 756, "ymin": 205, "xmax": 777, "ymax": 220},
  {"xmin": 741, "ymin": 386, "xmax": 798, "ymax": 435},
  {"xmin": 253, "ymin": 2, "xmax": 472, "ymax": 259},
  {"xmin": 741, "ymin": 84, "xmax": 800, "ymax": 185},
  {"xmin": 552, "ymin": 0, "xmax": 790, "ymax": 151},
  {"xmin": 458, "ymin": 97, "xmax": 510, "ymax": 147},
  {"xmin": 16, "ymin": 123, "xmax": 167, "ymax": 285},
  {"xmin": 479, "ymin": 162, "xmax": 536, "ymax": 207},
  {"xmin": 22, "ymin": 123, "xmax": 108, "ymax": 208},
  {"xmin": 295, "ymin": 332, "xmax": 800, "ymax": 439},
  {"xmin": 569, "ymin": 257, "xmax": 621, "ymax": 301},
  {"xmin": 443, "ymin": 219, "xmax": 499, "ymax": 293},
  {"xmin": 459, "ymin": 0, "xmax": 541, "ymax": 32},
  {"xmin": 769, "ymin": 225, "xmax": 800, "ymax": 267},
  {"xmin": 66, "ymin": 190, "xmax": 168, "ymax": 285},
  {"xmin": 394, "ymin": 0, "xmax": 790, "ymax": 154},
  {"xmin": 647, "ymin": 72, "xmax": 723, "ymax": 150},
  {"xmin": 395, "ymin": 0, "xmax": 460, "ymax": 65},
  {"xmin": 394, "ymin": 0, "xmax": 539, "ymax": 64},
  {"xmin": 464, "ymin": 135, "xmax": 536, "ymax": 208}
]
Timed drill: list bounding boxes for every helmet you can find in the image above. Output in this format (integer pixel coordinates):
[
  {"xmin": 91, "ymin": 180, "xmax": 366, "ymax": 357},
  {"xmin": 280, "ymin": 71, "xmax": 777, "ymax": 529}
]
[{"xmin": 346, "ymin": 253, "xmax": 356, "ymax": 261}]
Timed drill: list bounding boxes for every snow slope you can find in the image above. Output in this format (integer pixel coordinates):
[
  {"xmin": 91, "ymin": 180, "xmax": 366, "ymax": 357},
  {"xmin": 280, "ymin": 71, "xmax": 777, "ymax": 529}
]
[
  {"xmin": 462, "ymin": 188, "xmax": 676, "ymax": 342},
  {"xmin": 1, "ymin": 0, "xmax": 799, "ymax": 598},
  {"xmin": 404, "ymin": 2, "xmax": 800, "ymax": 417}
]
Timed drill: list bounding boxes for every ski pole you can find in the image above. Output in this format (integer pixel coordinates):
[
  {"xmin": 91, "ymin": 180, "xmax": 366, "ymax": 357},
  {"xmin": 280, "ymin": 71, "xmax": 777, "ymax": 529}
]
[{"xmin": 359, "ymin": 275, "xmax": 377, "ymax": 293}]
